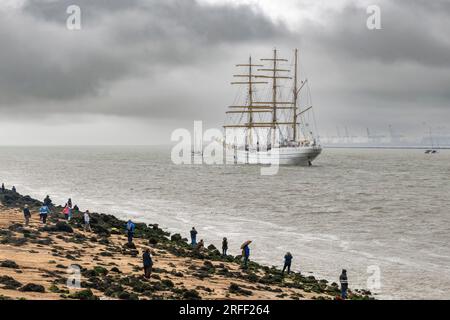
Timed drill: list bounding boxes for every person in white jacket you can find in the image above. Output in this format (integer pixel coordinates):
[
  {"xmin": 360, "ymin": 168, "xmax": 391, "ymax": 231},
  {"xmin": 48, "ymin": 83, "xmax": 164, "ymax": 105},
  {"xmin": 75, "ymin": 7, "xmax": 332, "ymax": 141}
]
[{"xmin": 84, "ymin": 210, "xmax": 92, "ymax": 232}]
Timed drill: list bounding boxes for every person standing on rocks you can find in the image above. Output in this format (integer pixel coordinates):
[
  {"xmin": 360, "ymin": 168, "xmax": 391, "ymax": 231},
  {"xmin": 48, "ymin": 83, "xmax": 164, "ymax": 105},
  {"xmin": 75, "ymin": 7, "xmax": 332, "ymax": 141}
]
[
  {"xmin": 39, "ymin": 204, "xmax": 51, "ymax": 224},
  {"xmin": 241, "ymin": 240, "xmax": 251, "ymax": 269},
  {"xmin": 197, "ymin": 239, "xmax": 205, "ymax": 251},
  {"xmin": 340, "ymin": 269, "xmax": 349, "ymax": 300},
  {"xmin": 143, "ymin": 249, "xmax": 153, "ymax": 279},
  {"xmin": 62, "ymin": 203, "xmax": 72, "ymax": 221},
  {"xmin": 1, "ymin": 183, "xmax": 4, "ymax": 192},
  {"xmin": 282, "ymin": 252, "xmax": 293, "ymax": 275},
  {"xmin": 23, "ymin": 204, "xmax": 31, "ymax": 226},
  {"xmin": 43, "ymin": 195, "xmax": 52, "ymax": 207},
  {"xmin": 67, "ymin": 198, "xmax": 72, "ymax": 208},
  {"xmin": 126, "ymin": 220, "xmax": 136, "ymax": 244},
  {"xmin": 84, "ymin": 210, "xmax": 92, "ymax": 232},
  {"xmin": 190, "ymin": 227, "xmax": 198, "ymax": 246},
  {"xmin": 195, "ymin": 239, "xmax": 204, "ymax": 252},
  {"xmin": 222, "ymin": 237, "xmax": 228, "ymax": 256},
  {"xmin": 12, "ymin": 186, "xmax": 17, "ymax": 193}
]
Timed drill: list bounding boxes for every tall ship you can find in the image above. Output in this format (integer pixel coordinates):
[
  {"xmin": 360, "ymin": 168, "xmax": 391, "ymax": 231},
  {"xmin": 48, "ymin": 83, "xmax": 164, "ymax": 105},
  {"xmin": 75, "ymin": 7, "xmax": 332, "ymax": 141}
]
[{"xmin": 223, "ymin": 48, "xmax": 322, "ymax": 166}]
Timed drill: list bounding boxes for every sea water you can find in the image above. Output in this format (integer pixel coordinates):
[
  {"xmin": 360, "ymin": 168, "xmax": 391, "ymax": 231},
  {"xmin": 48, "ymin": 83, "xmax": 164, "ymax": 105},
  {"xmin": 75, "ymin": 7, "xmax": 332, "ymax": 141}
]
[{"xmin": 0, "ymin": 146, "xmax": 449, "ymax": 299}]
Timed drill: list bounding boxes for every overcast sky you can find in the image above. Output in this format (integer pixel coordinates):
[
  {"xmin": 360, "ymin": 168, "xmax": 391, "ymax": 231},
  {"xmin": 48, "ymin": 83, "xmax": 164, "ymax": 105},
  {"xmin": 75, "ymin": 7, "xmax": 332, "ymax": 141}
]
[{"xmin": 0, "ymin": 0, "xmax": 449, "ymax": 145}]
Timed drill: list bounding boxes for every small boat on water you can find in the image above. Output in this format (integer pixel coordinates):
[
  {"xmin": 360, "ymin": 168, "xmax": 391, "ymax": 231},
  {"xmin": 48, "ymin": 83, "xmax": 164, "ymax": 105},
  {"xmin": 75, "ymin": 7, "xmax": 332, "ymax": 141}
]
[{"xmin": 223, "ymin": 48, "xmax": 322, "ymax": 166}]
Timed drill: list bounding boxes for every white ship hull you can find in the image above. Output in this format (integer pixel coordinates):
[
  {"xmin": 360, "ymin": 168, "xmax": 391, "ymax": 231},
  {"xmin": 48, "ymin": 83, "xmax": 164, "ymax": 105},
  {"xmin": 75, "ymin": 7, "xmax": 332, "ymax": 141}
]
[{"xmin": 228, "ymin": 146, "xmax": 322, "ymax": 166}]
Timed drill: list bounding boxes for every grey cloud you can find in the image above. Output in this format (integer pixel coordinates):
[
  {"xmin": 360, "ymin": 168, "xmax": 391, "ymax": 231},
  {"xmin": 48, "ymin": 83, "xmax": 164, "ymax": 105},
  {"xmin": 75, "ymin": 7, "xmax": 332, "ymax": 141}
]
[
  {"xmin": 304, "ymin": 0, "xmax": 450, "ymax": 68},
  {"xmin": 0, "ymin": 0, "xmax": 449, "ymax": 141},
  {"xmin": 0, "ymin": 0, "xmax": 292, "ymax": 108}
]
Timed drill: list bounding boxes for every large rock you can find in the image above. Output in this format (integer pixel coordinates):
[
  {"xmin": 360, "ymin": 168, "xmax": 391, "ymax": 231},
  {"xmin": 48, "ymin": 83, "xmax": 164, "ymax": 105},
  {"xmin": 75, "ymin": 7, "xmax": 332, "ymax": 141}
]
[
  {"xmin": 0, "ymin": 276, "xmax": 22, "ymax": 289},
  {"xmin": 0, "ymin": 260, "xmax": 19, "ymax": 269},
  {"xmin": 20, "ymin": 283, "xmax": 45, "ymax": 293},
  {"xmin": 41, "ymin": 221, "xmax": 73, "ymax": 233}
]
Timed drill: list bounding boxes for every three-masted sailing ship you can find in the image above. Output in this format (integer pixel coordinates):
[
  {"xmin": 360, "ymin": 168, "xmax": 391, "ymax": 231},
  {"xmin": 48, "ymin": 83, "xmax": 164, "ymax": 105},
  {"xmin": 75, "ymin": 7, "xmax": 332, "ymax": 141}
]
[{"xmin": 223, "ymin": 48, "xmax": 322, "ymax": 165}]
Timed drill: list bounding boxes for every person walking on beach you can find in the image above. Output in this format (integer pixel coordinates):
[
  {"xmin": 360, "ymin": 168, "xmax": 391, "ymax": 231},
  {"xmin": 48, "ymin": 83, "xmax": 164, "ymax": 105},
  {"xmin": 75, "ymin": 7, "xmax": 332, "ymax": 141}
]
[
  {"xmin": 39, "ymin": 204, "xmax": 50, "ymax": 224},
  {"xmin": 84, "ymin": 210, "xmax": 92, "ymax": 232},
  {"xmin": 43, "ymin": 195, "xmax": 52, "ymax": 207},
  {"xmin": 23, "ymin": 204, "xmax": 31, "ymax": 226},
  {"xmin": 143, "ymin": 249, "xmax": 153, "ymax": 279},
  {"xmin": 340, "ymin": 269, "xmax": 349, "ymax": 300},
  {"xmin": 190, "ymin": 227, "xmax": 198, "ymax": 246},
  {"xmin": 62, "ymin": 203, "xmax": 72, "ymax": 221},
  {"xmin": 241, "ymin": 240, "xmax": 251, "ymax": 269},
  {"xmin": 222, "ymin": 237, "xmax": 228, "ymax": 256},
  {"xmin": 126, "ymin": 220, "xmax": 136, "ymax": 244},
  {"xmin": 282, "ymin": 252, "xmax": 293, "ymax": 275}
]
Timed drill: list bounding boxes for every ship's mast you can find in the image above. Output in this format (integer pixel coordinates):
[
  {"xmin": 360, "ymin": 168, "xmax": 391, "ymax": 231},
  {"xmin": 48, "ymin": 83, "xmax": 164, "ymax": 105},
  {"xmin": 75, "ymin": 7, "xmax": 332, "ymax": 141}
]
[
  {"xmin": 248, "ymin": 56, "xmax": 254, "ymax": 146},
  {"xmin": 272, "ymin": 49, "xmax": 278, "ymax": 145},
  {"xmin": 224, "ymin": 49, "xmax": 294, "ymax": 149},
  {"xmin": 293, "ymin": 48, "xmax": 298, "ymax": 142},
  {"xmin": 226, "ymin": 58, "xmax": 266, "ymax": 148},
  {"xmin": 260, "ymin": 49, "xmax": 290, "ymax": 146},
  {"xmin": 266, "ymin": 49, "xmax": 279, "ymax": 146}
]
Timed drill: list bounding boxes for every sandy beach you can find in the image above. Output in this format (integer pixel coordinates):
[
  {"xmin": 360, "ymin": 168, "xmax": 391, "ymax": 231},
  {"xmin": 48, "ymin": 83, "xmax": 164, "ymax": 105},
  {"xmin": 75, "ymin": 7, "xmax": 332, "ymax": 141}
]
[{"xmin": 0, "ymin": 188, "xmax": 372, "ymax": 300}]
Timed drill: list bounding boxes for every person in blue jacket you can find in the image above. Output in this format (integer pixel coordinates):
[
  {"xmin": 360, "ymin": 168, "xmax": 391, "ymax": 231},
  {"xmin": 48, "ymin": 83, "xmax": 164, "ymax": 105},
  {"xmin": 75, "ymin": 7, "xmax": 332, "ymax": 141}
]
[
  {"xmin": 142, "ymin": 249, "xmax": 153, "ymax": 279},
  {"xmin": 39, "ymin": 204, "xmax": 51, "ymax": 224},
  {"xmin": 190, "ymin": 227, "xmax": 198, "ymax": 246},
  {"xmin": 282, "ymin": 252, "xmax": 293, "ymax": 275},
  {"xmin": 242, "ymin": 241, "xmax": 251, "ymax": 269},
  {"xmin": 340, "ymin": 269, "xmax": 349, "ymax": 299},
  {"xmin": 126, "ymin": 220, "xmax": 135, "ymax": 244}
]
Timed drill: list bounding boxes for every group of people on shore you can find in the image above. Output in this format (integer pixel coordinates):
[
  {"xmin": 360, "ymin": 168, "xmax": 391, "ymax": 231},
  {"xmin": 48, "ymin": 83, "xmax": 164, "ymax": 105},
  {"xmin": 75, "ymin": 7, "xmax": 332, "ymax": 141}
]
[
  {"xmin": 187, "ymin": 225, "xmax": 348, "ymax": 299},
  {"xmin": 190, "ymin": 226, "xmax": 290, "ymax": 272},
  {"xmin": 2, "ymin": 184, "xmax": 350, "ymax": 299},
  {"xmin": 1, "ymin": 183, "xmax": 16, "ymax": 193},
  {"xmin": 16, "ymin": 194, "xmax": 92, "ymax": 232}
]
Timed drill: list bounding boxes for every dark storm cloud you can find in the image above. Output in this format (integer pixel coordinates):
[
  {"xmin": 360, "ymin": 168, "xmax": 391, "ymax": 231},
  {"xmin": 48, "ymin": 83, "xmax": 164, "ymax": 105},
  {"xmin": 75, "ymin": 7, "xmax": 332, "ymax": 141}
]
[
  {"xmin": 24, "ymin": 0, "xmax": 287, "ymax": 43},
  {"xmin": 305, "ymin": 0, "xmax": 450, "ymax": 68},
  {"xmin": 0, "ymin": 0, "xmax": 449, "ymax": 137},
  {"xmin": 0, "ymin": 0, "xmax": 292, "ymax": 108}
]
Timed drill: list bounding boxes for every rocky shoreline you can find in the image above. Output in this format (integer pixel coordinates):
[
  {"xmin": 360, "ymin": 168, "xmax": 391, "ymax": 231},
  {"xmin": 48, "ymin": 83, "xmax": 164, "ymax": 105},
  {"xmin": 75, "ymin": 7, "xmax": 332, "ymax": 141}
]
[{"xmin": 0, "ymin": 189, "xmax": 373, "ymax": 300}]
